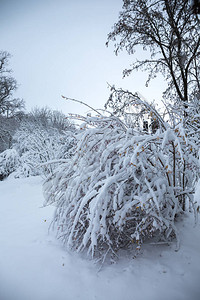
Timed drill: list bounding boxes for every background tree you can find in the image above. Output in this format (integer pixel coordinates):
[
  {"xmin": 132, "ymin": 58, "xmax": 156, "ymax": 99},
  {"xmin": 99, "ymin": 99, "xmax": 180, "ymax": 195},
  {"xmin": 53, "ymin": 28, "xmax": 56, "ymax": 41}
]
[
  {"xmin": 0, "ymin": 51, "xmax": 24, "ymax": 117},
  {"xmin": 27, "ymin": 106, "xmax": 74, "ymax": 133},
  {"xmin": 0, "ymin": 51, "xmax": 25, "ymax": 151},
  {"xmin": 13, "ymin": 107, "xmax": 76, "ymax": 177},
  {"xmin": 107, "ymin": 0, "xmax": 200, "ymax": 111}
]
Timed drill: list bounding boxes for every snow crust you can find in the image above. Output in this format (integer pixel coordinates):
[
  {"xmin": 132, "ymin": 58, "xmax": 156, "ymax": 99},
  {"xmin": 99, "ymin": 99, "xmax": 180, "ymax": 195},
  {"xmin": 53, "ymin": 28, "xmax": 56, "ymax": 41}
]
[{"xmin": 0, "ymin": 176, "xmax": 199, "ymax": 300}]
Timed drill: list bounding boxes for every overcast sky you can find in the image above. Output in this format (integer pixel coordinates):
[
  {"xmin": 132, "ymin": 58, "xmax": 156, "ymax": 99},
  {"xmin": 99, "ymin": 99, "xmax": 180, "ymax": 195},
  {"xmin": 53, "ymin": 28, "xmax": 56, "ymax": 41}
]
[{"xmin": 0, "ymin": 0, "xmax": 166, "ymax": 115}]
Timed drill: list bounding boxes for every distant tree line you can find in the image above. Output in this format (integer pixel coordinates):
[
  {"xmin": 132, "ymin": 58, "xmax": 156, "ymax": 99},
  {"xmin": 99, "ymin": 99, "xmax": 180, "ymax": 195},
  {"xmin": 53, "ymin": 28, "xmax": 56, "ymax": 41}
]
[{"xmin": 0, "ymin": 50, "xmax": 76, "ymax": 179}]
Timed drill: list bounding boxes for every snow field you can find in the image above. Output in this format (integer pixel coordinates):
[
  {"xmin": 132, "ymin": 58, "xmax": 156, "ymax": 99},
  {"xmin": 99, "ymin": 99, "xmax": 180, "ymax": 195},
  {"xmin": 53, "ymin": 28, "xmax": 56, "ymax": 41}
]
[{"xmin": 0, "ymin": 176, "xmax": 200, "ymax": 300}]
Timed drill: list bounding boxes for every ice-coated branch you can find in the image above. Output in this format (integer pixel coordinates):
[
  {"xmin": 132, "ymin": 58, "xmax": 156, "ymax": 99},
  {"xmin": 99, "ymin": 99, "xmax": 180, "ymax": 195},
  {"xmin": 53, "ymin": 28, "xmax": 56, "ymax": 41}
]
[{"xmin": 61, "ymin": 95, "xmax": 103, "ymax": 117}]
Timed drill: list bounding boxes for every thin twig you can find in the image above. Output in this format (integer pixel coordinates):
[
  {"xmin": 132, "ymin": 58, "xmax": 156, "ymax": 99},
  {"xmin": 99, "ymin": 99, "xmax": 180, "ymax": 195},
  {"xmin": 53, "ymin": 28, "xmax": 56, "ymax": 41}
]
[{"xmin": 61, "ymin": 95, "xmax": 103, "ymax": 116}]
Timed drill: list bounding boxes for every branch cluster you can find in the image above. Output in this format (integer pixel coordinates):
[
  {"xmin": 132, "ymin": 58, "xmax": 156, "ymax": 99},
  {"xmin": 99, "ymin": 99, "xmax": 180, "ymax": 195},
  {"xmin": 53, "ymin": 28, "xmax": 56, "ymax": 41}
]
[{"xmin": 107, "ymin": 0, "xmax": 200, "ymax": 102}]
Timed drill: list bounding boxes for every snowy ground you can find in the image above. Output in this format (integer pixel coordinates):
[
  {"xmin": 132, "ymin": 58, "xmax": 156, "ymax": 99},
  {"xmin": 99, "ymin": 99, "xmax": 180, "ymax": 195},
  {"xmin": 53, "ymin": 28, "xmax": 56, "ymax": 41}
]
[{"xmin": 0, "ymin": 176, "xmax": 200, "ymax": 300}]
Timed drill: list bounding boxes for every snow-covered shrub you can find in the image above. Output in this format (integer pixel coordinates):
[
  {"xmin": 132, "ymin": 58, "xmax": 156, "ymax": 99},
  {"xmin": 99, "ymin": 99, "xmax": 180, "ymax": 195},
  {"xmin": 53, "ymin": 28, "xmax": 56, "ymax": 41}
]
[
  {"xmin": 43, "ymin": 92, "xmax": 199, "ymax": 261},
  {"xmin": 14, "ymin": 123, "xmax": 75, "ymax": 177},
  {"xmin": 0, "ymin": 148, "xmax": 20, "ymax": 179}
]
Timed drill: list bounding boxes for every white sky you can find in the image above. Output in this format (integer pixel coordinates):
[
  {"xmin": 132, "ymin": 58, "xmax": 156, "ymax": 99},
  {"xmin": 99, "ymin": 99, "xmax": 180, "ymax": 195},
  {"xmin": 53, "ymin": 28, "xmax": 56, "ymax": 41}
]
[{"xmin": 0, "ymin": 0, "xmax": 166, "ymax": 115}]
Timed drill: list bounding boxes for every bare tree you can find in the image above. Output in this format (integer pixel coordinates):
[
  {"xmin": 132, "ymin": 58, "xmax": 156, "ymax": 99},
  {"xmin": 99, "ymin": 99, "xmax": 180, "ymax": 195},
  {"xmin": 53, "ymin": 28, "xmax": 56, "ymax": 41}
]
[
  {"xmin": 27, "ymin": 106, "xmax": 75, "ymax": 133},
  {"xmin": 107, "ymin": 0, "xmax": 200, "ymax": 109},
  {"xmin": 0, "ymin": 51, "xmax": 25, "ymax": 151},
  {"xmin": 0, "ymin": 51, "xmax": 24, "ymax": 117}
]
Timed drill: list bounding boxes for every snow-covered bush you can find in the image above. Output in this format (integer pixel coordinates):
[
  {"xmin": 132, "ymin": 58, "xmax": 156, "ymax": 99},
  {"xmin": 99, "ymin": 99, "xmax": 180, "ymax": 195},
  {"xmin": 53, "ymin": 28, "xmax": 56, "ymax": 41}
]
[
  {"xmin": 43, "ymin": 92, "xmax": 199, "ymax": 261},
  {"xmin": 14, "ymin": 122, "xmax": 75, "ymax": 178},
  {"xmin": 0, "ymin": 148, "xmax": 20, "ymax": 179}
]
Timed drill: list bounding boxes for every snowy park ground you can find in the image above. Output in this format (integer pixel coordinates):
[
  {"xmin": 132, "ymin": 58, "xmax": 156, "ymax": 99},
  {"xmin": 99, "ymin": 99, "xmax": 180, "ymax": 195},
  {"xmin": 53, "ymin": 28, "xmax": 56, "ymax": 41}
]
[{"xmin": 0, "ymin": 176, "xmax": 200, "ymax": 300}]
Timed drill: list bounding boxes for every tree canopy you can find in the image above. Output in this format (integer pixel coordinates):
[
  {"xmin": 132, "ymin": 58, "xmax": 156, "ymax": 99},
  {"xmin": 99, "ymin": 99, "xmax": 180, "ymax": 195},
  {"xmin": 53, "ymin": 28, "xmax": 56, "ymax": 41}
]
[
  {"xmin": 0, "ymin": 51, "xmax": 24, "ymax": 117},
  {"xmin": 107, "ymin": 0, "xmax": 200, "ymax": 105}
]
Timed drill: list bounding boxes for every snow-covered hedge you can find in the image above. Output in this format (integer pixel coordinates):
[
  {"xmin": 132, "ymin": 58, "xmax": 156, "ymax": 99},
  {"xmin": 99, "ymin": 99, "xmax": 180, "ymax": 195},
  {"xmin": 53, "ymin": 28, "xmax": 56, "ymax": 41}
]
[
  {"xmin": 0, "ymin": 149, "xmax": 20, "ymax": 179},
  {"xmin": 44, "ymin": 93, "xmax": 199, "ymax": 261}
]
